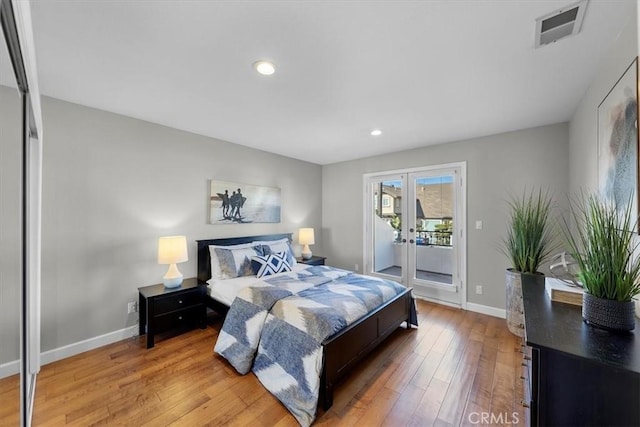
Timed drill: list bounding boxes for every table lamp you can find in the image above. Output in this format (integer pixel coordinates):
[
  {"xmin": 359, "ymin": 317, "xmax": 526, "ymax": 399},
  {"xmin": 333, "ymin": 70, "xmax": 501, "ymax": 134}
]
[
  {"xmin": 298, "ymin": 228, "xmax": 315, "ymax": 260},
  {"xmin": 158, "ymin": 236, "xmax": 188, "ymax": 288}
]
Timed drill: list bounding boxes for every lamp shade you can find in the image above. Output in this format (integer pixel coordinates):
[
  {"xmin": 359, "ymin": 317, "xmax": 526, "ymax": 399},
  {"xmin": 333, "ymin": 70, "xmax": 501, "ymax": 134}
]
[
  {"xmin": 158, "ymin": 236, "xmax": 188, "ymax": 265},
  {"xmin": 298, "ymin": 228, "xmax": 315, "ymax": 245}
]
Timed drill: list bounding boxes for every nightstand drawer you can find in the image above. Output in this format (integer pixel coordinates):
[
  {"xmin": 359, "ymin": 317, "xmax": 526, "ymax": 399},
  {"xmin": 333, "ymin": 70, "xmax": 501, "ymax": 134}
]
[
  {"xmin": 154, "ymin": 305, "xmax": 202, "ymax": 334},
  {"xmin": 154, "ymin": 291, "xmax": 200, "ymax": 314}
]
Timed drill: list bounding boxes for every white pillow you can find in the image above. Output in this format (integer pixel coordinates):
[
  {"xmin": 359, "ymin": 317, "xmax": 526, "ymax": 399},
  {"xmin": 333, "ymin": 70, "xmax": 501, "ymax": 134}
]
[
  {"xmin": 252, "ymin": 238, "xmax": 297, "ymax": 267},
  {"xmin": 252, "ymin": 238, "xmax": 289, "ymax": 245},
  {"xmin": 209, "ymin": 242, "xmax": 261, "ymax": 280}
]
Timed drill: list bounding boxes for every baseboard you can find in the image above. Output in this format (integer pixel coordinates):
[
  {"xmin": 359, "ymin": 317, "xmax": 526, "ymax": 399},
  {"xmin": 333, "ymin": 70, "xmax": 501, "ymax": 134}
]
[
  {"xmin": 0, "ymin": 359, "xmax": 19, "ymax": 379},
  {"xmin": 466, "ymin": 302, "xmax": 506, "ymax": 319},
  {"xmin": 413, "ymin": 294, "xmax": 462, "ymax": 309},
  {"xmin": 412, "ymin": 295, "xmax": 506, "ymax": 319},
  {"xmin": 0, "ymin": 325, "xmax": 138, "ymax": 379}
]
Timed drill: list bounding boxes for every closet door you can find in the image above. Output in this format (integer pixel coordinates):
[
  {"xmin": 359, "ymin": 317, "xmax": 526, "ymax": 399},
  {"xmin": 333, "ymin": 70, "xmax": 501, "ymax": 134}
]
[
  {"xmin": 1, "ymin": 1, "xmax": 43, "ymax": 425},
  {"xmin": 0, "ymin": 17, "xmax": 24, "ymax": 426}
]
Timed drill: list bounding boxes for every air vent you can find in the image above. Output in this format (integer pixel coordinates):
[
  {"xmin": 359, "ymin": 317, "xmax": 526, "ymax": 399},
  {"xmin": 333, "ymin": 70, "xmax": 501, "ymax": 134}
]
[{"xmin": 535, "ymin": 0, "xmax": 588, "ymax": 48}]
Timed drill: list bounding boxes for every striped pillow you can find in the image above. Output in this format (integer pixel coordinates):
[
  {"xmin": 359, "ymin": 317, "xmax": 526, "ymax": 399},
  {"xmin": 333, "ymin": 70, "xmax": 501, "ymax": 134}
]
[{"xmin": 251, "ymin": 251, "xmax": 292, "ymax": 278}]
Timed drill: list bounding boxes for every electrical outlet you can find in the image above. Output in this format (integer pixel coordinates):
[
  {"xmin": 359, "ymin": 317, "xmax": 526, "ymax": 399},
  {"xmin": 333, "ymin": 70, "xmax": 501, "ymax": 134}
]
[
  {"xmin": 475, "ymin": 220, "xmax": 483, "ymax": 230},
  {"xmin": 127, "ymin": 301, "xmax": 137, "ymax": 314},
  {"xmin": 354, "ymin": 264, "xmax": 359, "ymax": 272},
  {"xmin": 475, "ymin": 285, "xmax": 483, "ymax": 295}
]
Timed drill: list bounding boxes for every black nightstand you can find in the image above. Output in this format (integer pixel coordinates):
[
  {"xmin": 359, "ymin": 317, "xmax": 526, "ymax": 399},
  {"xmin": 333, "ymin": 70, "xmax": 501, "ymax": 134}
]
[
  {"xmin": 297, "ymin": 255, "xmax": 326, "ymax": 266},
  {"xmin": 138, "ymin": 278, "xmax": 206, "ymax": 348}
]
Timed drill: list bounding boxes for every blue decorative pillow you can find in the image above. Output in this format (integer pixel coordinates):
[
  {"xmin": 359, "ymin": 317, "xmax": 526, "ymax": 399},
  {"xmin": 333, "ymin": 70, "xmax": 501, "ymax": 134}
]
[
  {"xmin": 255, "ymin": 239, "xmax": 296, "ymax": 267},
  {"xmin": 252, "ymin": 251, "xmax": 292, "ymax": 278}
]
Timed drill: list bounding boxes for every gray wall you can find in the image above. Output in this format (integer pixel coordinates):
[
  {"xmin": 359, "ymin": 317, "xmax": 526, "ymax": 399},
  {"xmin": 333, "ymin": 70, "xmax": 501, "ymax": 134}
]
[
  {"xmin": 570, "ymin": 10, "xmax": 637, "ymax": 195},
  {"xmin": 39, "ymin": 96, "xmax": 322, "ymax": 353},
  {"xmin": 0, "ymin": 85, "xmax": 23, "ymax": 365},
  {"xmin": 322, "ymin": 123, "xmax": 570, "ymax": 309}
]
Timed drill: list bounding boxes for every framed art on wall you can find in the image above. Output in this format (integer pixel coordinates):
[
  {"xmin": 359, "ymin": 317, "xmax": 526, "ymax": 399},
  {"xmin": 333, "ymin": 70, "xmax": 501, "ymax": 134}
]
[
  {"xmin": 598, "ymin": 57, "xmax": 638, "ymax": 232},
  {"xmin": 209, "ymin": 180, "xmax": 281, "ymax": 224}
]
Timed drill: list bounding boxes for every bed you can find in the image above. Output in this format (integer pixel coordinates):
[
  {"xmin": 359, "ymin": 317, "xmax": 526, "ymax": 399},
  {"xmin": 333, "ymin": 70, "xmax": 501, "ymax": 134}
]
[{"xmin": 196, "ymin": 233, "xmax": 417, "ymax": 425}]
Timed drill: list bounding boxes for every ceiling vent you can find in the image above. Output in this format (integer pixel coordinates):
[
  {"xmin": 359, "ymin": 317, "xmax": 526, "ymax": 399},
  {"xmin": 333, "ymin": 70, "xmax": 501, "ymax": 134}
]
[{"xmin": 535, "ymin": 0, "xmax": 588, "ymax": 48}]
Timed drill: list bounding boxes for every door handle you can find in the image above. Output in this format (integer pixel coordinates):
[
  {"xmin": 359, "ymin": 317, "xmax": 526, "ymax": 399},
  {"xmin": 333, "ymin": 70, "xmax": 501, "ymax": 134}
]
[
  {"xmin": 409, "ymin": 239, "xmax": 415, "ymax": 244},
  {"xmin": 402, "ymin": 239, "xmax": 407, "ymax": 243},
  {"xmin": 409, "ymin": 228, "xmax": 414, "ymax": 233}
]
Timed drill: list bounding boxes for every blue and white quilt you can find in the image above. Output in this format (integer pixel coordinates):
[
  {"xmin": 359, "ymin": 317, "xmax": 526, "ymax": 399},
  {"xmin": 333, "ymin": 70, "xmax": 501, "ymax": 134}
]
[{"xmin": 214, "ymin": 266, "xmax": 416, "ymax": 426}]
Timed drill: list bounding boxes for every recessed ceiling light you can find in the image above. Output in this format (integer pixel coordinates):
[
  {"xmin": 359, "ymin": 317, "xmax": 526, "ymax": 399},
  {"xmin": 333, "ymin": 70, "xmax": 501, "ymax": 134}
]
[
  {"xmin": 254, "ymin": 60, "xmax": 276, "ymax": 76},
  {"xmin": 370, "ymin": 129, "xmax": 382, "ymax": 136}
]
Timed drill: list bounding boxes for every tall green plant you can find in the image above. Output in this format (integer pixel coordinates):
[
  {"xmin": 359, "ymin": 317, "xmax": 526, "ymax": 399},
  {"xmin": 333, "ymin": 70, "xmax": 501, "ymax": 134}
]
[
  {"xmin": 501, "ymin": 189, "xmax": 555, "ymax": 274},
  {"xmin": 562, "ymin": 194, "xmax": 640, "ymax": 302}
]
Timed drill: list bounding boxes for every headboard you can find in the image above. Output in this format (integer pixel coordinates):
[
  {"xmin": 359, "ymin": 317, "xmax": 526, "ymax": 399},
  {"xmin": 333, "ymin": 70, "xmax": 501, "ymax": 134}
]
[{"xmin": 196, "ymin": 233, "xmax": 293, "ymax": 282}]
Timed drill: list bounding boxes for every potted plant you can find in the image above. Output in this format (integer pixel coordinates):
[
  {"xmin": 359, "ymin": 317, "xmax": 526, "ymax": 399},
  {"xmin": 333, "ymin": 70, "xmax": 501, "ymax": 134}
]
[
  {"xmin": 562, "ymin": 194, "xmax": 640, "ymax": 331},
  {"xmin": 501, "ymin": 189, "xmax": 556, "ymax": 337}
]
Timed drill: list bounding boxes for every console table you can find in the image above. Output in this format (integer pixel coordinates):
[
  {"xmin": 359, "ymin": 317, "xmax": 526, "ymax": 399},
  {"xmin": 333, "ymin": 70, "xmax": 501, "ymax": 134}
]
[{"xmin": 522, "ymin": 274, "xmax": 640, "ymax": 426}]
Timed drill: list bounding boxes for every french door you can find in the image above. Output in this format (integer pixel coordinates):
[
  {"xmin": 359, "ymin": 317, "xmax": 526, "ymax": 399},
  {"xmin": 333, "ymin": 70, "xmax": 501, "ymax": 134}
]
[{"xmin": 364, "ymin": 163, "xmax": 466, "ymax": 307}]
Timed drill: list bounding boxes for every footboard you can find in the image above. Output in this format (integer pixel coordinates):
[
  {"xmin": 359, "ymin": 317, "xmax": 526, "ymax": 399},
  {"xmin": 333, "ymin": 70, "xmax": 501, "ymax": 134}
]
[{"xmin": 320, "ymin": 288, "xmax": 413, "ymax": 409}]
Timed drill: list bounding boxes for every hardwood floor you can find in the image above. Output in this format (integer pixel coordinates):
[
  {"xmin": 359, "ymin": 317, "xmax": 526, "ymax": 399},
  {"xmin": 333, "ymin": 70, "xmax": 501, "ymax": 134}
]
[{"xmin": 0, "ymin": 300, "xmax": 525, "ymax": 426}]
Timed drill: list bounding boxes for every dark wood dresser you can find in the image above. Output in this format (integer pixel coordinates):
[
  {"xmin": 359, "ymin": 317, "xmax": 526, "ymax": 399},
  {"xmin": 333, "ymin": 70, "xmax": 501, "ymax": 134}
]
[{"xmin": 521, "ymin": 274, "xmax": 640, "ymax": 426}]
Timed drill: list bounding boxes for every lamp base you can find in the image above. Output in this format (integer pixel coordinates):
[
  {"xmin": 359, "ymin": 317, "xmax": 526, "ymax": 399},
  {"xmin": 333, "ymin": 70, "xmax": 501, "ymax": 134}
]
[
  {"xmin": 163, "ymin": 263, "xmax": 184, "ymax": 288},
  {"xmin": 301, "ymin": 245, "xmax": 312, "ymax": 260},
  {"xmin": 163, "ymin": 276, "xmax": 183, "ymax": 288}
]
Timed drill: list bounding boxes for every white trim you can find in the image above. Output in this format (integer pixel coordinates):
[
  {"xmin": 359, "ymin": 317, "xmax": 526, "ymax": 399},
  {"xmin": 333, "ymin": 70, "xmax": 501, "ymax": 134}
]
[
  {"xmin": 40, "ymin": 325, "xmax": 138, "ymax": 366},
  {"xmin": 0, "ymin": 326, "xmax": 138, "ymax": 379},
  {"xmin": 0, "ymin": 359, "xmax": 20, "ymax": 379},
  {"xmin": 28, "ymin": 375, "xmax": 36, "ymax": 422},
  {"xmin": 414, "ymin": 280, "xmax": 458, "ymax": 293},
  {"xmin": 413, "ymin": 294, "xmax": 462, "ymax": 309},
  {"xmin": 411, "ymin": 295, "xmax": 505, "ymax": 318},
  {"xmin": 26, "ymin": 134, "xmax": 42, "ymax": 376},
  {"xmin": 12, "ymin": 0, "xmax": 43, "ymax": 138},
  {"xmin": 362, "ymin": 161, "xmax": 467, "ymax": 179},
  {"xmin": 466, "ymin": 302, "xmax": 506, "ymax": 319},
  {"xmin": 459, "ymin": 163, "xmax": 467, "ymax": 310}
]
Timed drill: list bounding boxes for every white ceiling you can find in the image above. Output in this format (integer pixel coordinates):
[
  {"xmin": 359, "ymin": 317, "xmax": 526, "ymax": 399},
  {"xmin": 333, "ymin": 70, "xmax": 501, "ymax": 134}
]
[{"xmin": 8, "ymin": 0, "xmax": 637, "ymax": 165}]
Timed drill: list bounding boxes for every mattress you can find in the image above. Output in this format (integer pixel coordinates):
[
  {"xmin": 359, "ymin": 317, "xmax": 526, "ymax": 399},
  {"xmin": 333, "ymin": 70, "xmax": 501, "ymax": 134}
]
[{"xmin": 207, "ymin": 263, "xmax": 311, "ymax": 306}]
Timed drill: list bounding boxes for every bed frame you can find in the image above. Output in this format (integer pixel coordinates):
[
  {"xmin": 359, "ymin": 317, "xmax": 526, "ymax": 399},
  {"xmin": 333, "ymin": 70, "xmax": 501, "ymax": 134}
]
[{"xmin": 196, "ymin": 233, "xmax": 414, "ymax": 410}]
